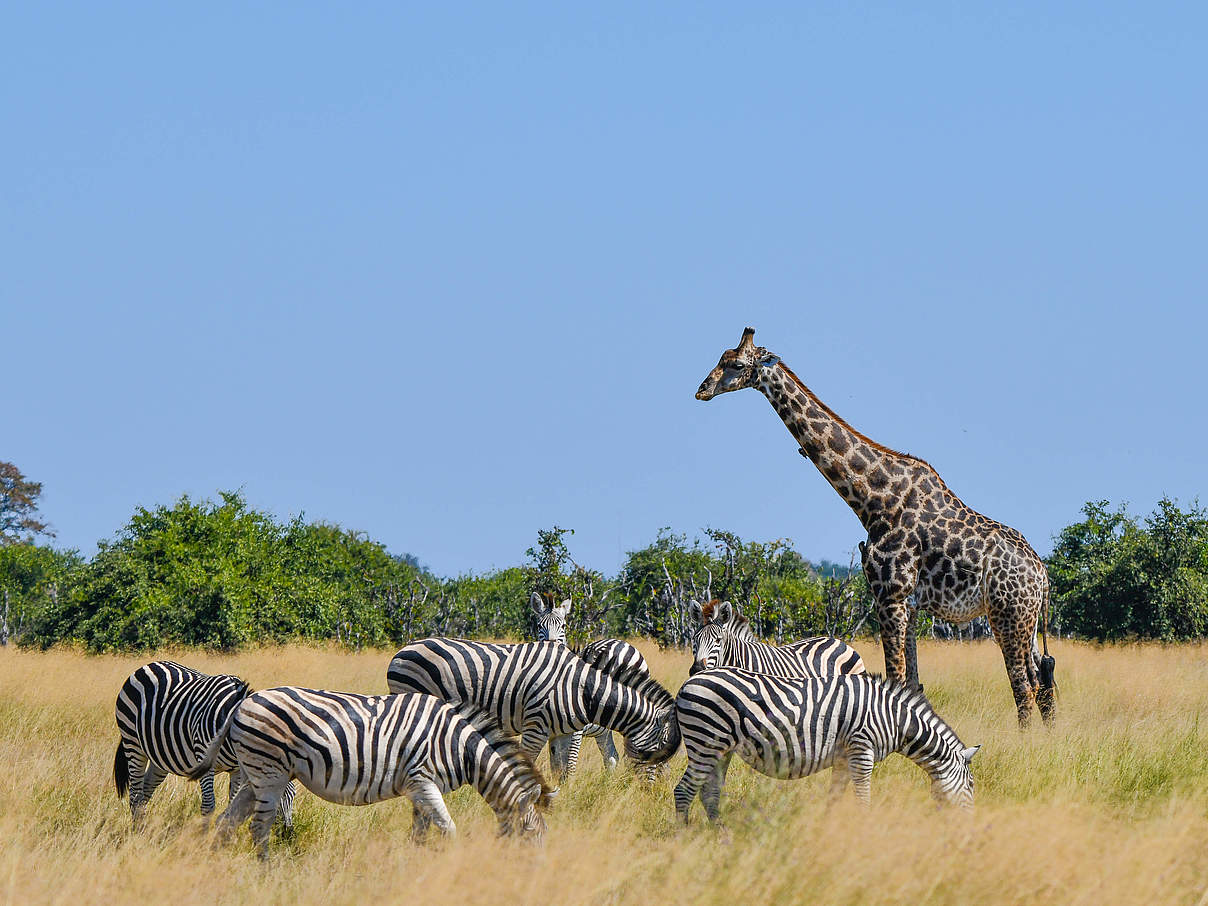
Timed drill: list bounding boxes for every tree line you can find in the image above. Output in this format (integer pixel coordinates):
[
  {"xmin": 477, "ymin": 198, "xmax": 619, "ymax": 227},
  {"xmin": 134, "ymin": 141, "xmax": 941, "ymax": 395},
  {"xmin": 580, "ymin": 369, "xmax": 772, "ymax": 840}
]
[{"xmin": 2, "ymin": 463, "xmax": 1206, "ymax": 651}]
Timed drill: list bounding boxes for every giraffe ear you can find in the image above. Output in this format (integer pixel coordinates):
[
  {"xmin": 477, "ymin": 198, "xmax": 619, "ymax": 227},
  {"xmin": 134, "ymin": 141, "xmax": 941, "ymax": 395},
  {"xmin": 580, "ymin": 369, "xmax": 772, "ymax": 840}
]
[
  {"xmin": 716, "ymin": 600, "xmax": 734, "ymax": 624},
  {"xmin": 757, "ymin": 353, "xmax": 780, "ymax": 368},
  {"xmin": 529, "ymin": 592, "xmax": 546, "ymax": 615},
  {"xmin": 688, "ymin": 599, "xmax": 703, "ymax": 626},
  {"xmin": 961, "ymin": 745, "xmax": 980, "ymax": 763}
]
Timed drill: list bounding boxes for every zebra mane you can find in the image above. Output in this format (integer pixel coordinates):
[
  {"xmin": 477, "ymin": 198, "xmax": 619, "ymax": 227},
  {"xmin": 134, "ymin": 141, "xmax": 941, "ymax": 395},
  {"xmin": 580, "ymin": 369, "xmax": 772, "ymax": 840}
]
[
  {"xmin": 457, "ymin": 705, "xmax": 555, "ymax": 810},
  {"xmin": 701, "ymin": 598, "xmax": 751, "ymax": 627},
  {"xmin": 861, "ymin": 673, "xmax": 960, "ymax": 740}
]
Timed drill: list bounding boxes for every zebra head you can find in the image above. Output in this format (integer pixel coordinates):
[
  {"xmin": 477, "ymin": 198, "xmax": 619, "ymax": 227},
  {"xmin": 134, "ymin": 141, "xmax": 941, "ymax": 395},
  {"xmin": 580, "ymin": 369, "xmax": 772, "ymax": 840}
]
[
  {"xmin": 931, "ymin": 743, "xmax": 979, "ymax": 810},
  {"xmin": 498, "ymin": 784, "xmax": 550, "ymax": 839},
  {"xmin": 687, "ymin": 599, "xmax": 737, "ymax": 675},
  {"xmin": 624, "ymin": 707, "xmax": 681, "ymax": 767},
  {"xmin": 530, "ymin": 593, "xmax": 571, "ymax": 644}
]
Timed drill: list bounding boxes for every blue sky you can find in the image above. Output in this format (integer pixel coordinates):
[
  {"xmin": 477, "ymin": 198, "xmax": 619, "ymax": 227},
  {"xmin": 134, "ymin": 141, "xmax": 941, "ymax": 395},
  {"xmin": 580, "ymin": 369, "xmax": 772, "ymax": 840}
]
[{"xmin": 4, "ymin": 3, "xmax": 1205, "ymax": 577}]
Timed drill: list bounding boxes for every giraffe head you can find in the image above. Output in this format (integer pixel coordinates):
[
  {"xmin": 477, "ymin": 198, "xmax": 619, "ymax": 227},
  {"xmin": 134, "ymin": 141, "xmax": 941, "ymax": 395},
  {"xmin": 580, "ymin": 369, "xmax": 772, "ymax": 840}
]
[
  {"xmin": 695, "ymin": 327, "xmax": 781, "ymax": 401},
  {"xmin": 530, "ymin": 593, "xmax": 571, "ymax": 644}
]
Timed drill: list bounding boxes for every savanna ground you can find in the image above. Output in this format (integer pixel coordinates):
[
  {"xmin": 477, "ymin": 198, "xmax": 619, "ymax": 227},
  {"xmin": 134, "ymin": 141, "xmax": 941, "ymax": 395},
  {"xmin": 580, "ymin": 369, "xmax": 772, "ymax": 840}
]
[{"xmin": 2, "ymin": 640, "xmax": 1207, "ymax": 906}]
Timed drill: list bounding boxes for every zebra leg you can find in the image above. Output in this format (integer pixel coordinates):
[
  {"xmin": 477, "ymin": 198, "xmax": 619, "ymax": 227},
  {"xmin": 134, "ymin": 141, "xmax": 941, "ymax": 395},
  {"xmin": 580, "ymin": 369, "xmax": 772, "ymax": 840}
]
[
  {"xmin": 217, "ymin": 783, "xmax": 257, "ymax": 842},
  {"xmin": 199, "ymin": 770, "xmax": 216, "ymax": 815},
  {"xmin": 248, "ymin": 779, "xmax": 288, "ymax": 860},
  {"xmin": 587, "ymin": 725, "xmax": 619, "ymax": 770},
  {"xmin": 827, "ymin": 752, "xmax": 852, "ymax": 803},
  {"xmin": 700, "ymin": 753, "xmax": 732, "ymax": 820},
  {"xmin": 123, "ymin": 747, "xmax": 150, "ymax": 825},
  {"xmin": 140, "ymin": 764, "xmax": 169, "ymax": 815},
  {"xmin": 520, "ymin": 727, "xmax": 549, "ymax": 763},
  {"xmin": 277, "ymin": 780, "xmax": 297, "ymax": 829},
  {"xmin": 848, "ymin": 746, "xmax": 876, "ymax": 806},
  {"xmin": 549, "ymin": 732, "xmax": 584, "ymax": 782},
  {"xmin": 674, "ymin": 753, "xmax": 720, "ymax": 823},
  {"xmin": 407, "ymin": 779, "xmax": 456, "ymax": 843}
]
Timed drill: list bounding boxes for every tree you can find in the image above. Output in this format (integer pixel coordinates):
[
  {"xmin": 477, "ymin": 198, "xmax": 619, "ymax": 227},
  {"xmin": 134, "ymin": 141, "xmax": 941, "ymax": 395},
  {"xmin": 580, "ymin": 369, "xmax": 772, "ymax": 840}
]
[{"xmin": 0, "ymin": 462, "xmax": 54, "ymax": 545}]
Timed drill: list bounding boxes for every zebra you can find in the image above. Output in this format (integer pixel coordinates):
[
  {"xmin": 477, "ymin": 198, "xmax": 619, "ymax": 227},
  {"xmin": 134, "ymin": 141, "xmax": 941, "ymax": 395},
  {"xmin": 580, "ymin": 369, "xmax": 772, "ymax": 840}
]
[
  {"xmin": 529, "ymin": 593, "xmax": 621, "ymax": 777},
  {"xmin": 688, "ymin": 598, "xmax": 866, "ymax": 677},
  {"xmin": 385, "ymin": 639, "xmax": 680, "ymax": 772},
  {"xmin": 673, "ymin": 667, "xmax": 979, "ymax": 823},
  {"xmin": 187, "ymin": 688, "xmax": 552, "ymax": 858},
  {"xmin": 113, "ymin": 661, "xmax": 295, "ymax": 827}
]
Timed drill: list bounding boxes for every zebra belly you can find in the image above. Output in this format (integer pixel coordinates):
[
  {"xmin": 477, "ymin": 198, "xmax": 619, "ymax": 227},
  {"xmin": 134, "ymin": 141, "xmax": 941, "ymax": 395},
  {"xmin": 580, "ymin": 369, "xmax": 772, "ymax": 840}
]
[{"xmin": 730, "ymin": 715, "xmax": 841, "ymax": 780}]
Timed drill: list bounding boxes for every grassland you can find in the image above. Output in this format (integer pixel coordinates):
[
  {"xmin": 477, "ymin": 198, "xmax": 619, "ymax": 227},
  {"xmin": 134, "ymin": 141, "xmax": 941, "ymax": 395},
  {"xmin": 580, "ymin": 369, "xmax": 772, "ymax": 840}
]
[{"xmin": 2, "ymin": 639, "xmax": 1207, "ymax": 905}]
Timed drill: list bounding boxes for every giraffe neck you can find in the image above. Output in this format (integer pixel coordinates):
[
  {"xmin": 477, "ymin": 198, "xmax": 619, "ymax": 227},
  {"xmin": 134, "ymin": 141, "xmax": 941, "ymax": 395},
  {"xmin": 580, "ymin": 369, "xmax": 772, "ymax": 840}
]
[{"xmin": 755, "ymin": 363, "xmax": 918, "ymax": 530}]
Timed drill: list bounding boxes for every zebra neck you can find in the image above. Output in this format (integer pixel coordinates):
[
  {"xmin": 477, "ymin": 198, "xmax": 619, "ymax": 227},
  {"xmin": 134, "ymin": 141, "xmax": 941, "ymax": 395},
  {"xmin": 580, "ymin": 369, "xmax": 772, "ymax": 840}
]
[
  {"xmin": 895, "ymin": 701, "xmax": 956, "ymax": 772},
  {"xmin": 587, "ymin": 674, "xmax": 654, "ymax": 737}
]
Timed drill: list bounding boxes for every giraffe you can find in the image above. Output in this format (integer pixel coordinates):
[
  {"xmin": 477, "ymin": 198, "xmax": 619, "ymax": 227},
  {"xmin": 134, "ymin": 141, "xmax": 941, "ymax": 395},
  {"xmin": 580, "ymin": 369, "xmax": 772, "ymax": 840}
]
[{"xmin": 695, "ymin": 327, "xmax": 1055, "ymax": 726}]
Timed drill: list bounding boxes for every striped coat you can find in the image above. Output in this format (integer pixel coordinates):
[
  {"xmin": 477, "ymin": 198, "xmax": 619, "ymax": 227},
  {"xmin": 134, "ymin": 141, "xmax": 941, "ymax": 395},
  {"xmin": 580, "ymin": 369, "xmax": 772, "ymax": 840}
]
[
  {"xmin": 674, "ymin": 667, "xmax": 978, "ymax": 822},
  {"xmin": 113, "ymin": 661, "xmax": 294, "ymax": 826},
  {"xmin": 188, "ymin": 687, "xmax": 551, "ymax": 857},
  {"xmin": 386, "ymin": 639, "xmax": 679, "ymax": 767},
  {"xmin": 688, "ymin": 599, "xmax": 865, "ymax": 678}
]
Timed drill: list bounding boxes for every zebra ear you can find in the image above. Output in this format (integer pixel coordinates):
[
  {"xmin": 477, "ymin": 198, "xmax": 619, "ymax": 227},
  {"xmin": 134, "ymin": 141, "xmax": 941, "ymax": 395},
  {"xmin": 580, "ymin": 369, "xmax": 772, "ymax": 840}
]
[
  {"xmin": 961, "ymin": 745, "xmax": 980, "ymax": 763},
  {"xmin": 529, "ymin": 592, "xmax": 546, "ymax": 616},
  {"xmin": 688, "ymin": 599, "xmax": 703, "ymax": 626},
  {"xmin": 556, "ymin": 599, "xmax": 572, "ymax": 618},
  {"xmin": 716, "ymin": 600, "xmax": 734, "ymax": 624}
]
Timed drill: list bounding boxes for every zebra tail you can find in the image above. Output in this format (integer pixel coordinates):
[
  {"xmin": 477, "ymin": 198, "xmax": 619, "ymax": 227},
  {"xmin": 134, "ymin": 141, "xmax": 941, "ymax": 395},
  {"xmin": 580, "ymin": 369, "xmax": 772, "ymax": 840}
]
[
  {"xmin": 460, "ymin": 706, "xmax": 555, "ymax": 810},
  {"xmin": 114, "ymin": 742, "xmax": 129, "ymax": 798},
  {"xmin": 184, "ymin": 682, "xmax": 248, "ymax": 781}
]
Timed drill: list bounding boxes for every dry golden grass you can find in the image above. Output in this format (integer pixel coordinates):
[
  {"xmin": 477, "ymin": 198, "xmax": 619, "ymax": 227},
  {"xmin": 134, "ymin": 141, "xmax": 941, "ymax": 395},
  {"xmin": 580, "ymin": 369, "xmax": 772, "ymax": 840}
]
[{"xmin": 2, "ymin": 639, "xmax": 1207, "ymax": 905}]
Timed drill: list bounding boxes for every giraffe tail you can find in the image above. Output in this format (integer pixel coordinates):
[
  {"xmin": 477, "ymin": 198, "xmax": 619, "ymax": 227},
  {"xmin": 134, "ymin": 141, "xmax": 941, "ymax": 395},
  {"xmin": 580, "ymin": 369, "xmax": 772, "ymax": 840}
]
[{"xmin": 1038, "ymin": 582, "xmax": 1057, "ymax": 718}]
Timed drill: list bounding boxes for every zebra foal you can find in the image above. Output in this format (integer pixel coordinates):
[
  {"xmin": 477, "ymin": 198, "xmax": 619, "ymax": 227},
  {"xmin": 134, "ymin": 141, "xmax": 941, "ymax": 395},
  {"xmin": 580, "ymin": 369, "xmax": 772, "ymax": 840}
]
[
  {"xmin": 674, "ymin": 668, "xmax": 978, "ymax": 823},
  {"xmin": 113, "ymin": 661, "xmax": 295, "ymax": 827},
  {"xmin": 188, "ymin": 688, "xmax": 552, "ymax": 857}
]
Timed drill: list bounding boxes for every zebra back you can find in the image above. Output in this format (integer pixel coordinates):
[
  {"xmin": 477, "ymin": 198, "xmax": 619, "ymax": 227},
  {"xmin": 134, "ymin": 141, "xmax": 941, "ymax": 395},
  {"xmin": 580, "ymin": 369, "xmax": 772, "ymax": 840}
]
[{"xmin": 386, "ymin": 638, "xmax": 674, "ymax": 759}]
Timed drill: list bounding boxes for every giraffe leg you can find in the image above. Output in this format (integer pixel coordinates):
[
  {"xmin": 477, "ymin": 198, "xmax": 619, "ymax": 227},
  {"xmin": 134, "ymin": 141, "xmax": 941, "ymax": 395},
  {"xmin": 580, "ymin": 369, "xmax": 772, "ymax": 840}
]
[
  {"xmin": 876, "ymin": 598, "xmax": 912, "ymax": 684},
  {"xmin": 991, "ymin": 615, "xmax": 1038, "ymax": 727},
  {"xmin": 864, "ymin": 544, "xmax": 918, "ymax": 685},
  {"xmin": 904, "ymin": 603, "xmax": 923, "ymax": 692}
]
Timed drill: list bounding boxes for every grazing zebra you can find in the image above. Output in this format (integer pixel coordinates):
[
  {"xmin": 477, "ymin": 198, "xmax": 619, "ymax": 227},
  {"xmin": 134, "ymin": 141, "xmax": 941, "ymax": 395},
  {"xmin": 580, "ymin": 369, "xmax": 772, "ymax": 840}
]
[
  {"xmin": 187, "ymin": 688, "xmax": 551, "ymax": 857},
  {"xmin": 688, "ymin": 599, "xmax": 866, "ymax": 677},
  {"xmin": 113, "ymin": 661, "xmax": 295, "ymax": 827},
  {"xmin": 386, "ymin": 639, "xmax": 680, "ymax": 770},
  {"xmin": 530, "ymin": 593, "xmax": 621, "ymax": 777},
  {"xmin": 674, "ymin": 667, "xmax": 978, "ymax": 823}
]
